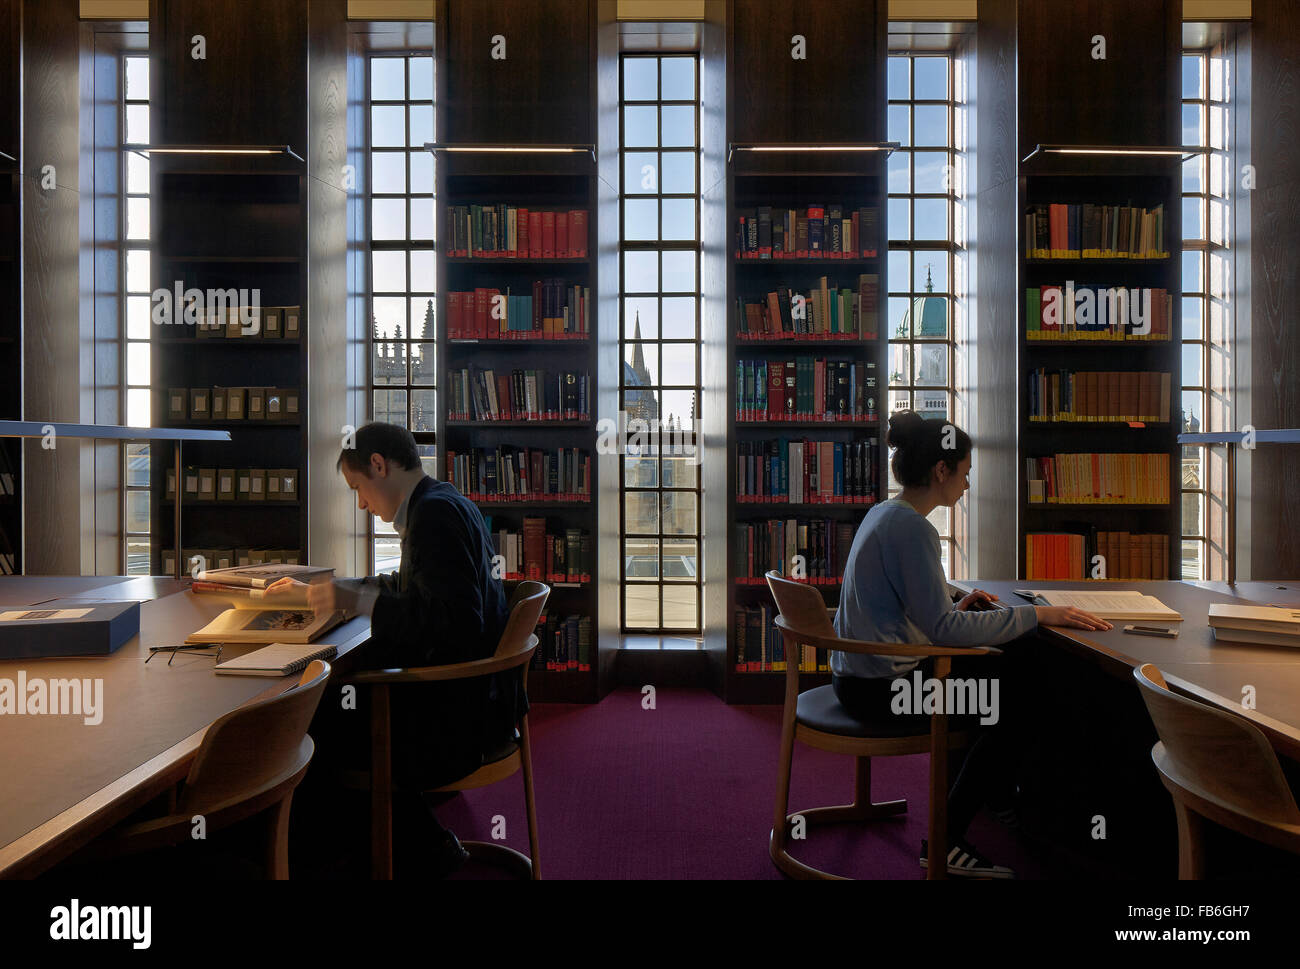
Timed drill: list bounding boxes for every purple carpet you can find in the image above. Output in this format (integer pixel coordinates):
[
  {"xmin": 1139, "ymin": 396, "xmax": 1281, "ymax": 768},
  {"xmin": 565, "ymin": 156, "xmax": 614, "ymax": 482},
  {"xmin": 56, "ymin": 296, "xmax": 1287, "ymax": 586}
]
[{"xmin": 435, "ymin": 687, "xmax": 1056, "ymax": 880}]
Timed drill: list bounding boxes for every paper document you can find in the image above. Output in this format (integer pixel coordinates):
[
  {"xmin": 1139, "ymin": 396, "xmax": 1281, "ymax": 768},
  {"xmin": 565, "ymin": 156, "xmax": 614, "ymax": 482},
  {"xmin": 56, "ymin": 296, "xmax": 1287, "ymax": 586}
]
[{"xmin": 1029, "ymin": 590, "xmax": 1182, "ymax": 621}]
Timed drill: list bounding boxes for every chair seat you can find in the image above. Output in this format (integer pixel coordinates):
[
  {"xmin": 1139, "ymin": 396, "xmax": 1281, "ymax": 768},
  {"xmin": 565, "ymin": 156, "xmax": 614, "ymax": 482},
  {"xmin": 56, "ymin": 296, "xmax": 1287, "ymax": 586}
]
[
  {"xmin": 481, "ymin": 729, "xmax": 521, "ymax": 766},
  {"xmin": 796, "ymin": 685, "xmax": 931, "ymax": 738}
]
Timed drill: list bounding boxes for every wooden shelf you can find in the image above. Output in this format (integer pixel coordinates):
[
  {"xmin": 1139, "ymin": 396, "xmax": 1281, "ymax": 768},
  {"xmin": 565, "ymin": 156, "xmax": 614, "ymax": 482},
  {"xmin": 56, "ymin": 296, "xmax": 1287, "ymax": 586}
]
[
  {"xmin": 449, "ymin": 339, "xmax": 589, "ymax": 347},
  {"xmin": 445, "ymin": 419, "xmax": 592, "ymax": 428}
]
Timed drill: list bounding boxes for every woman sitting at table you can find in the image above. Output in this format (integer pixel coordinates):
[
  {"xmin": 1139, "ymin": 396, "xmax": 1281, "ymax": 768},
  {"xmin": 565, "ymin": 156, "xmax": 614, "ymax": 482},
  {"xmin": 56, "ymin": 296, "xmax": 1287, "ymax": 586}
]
[{"xmin": 833, "ymin": 410, "xmax": 1111, "ymax": 878}]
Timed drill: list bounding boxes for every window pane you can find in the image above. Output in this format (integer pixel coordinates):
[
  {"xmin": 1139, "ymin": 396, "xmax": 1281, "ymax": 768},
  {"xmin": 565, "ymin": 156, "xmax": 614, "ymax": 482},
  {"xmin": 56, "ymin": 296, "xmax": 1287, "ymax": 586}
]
[
  {"xmin": 409, "ymin": 57, "xmax": 433, "ymax": 100},
  {"xmin": 914, "ymin": 57, "xmax": 948, "ymax": 100},
  {"xmin": 913, "ymin": 105, "xmax": 947, "ymax": 146},
  {"xmin": 659, "ymin": 151, "xmax": 695, "ymax": 194},
  {"xmin": 372, "ymin": 250, "xmax": 406, "ymax": 292},
  {"xmin": 660, "ymin": 57, "xmax": 695, "ymax": 100},
  {"xmin": 1182, "ymin": 343, "xmax": 1203, "ymax": 387},
  {"xmin": 409, "ymin": 150, "xmax": 433, "ymax": 193},
  {"xmin": 126, "ymin": 249, "xmax": 150, "ymax": 293},
  {"xmin": 125, "ymin": 104, "xmax": 149, "ymax": 144},
  {"xmin": 126, "ymin": 151, "xmax": 149, "ymax": 194},
  {"xmin": 624, "ymin": 342, "xmax": 659, "ymax": 385},
  {"xmin": 661, "ymin": 198, "xmax": 695, "ymax": 240},
  {"xmin": 125, "ymin": 57, "xmax": 149, "ymax": 100},
  {"xmin": 661, "ymin": 584, "xmax": 696, "ymax": 629},
  {"xmin": 661, "ymin": 250, "xmax": 695, "ymax": 292},
  {"xmin": 660, "ymin": 105, "xmax": 695, "ymax": 147},
  {"xmin": 625, "ymin": 454, "xmax": 658, "ymax": 488},
  {"xmin": 373, "ymin": 389, "xmax": 407, "ymax": 426},
  {"xmin": 625, "ymin": 492, "xmax": 659, "ymax": 534},
  {"xmin": 912, "ymin": 151, "xmax": 948, "ymax": 194},
  {"xmin": 625, "ymin": 583, "xmax": 660, "ymax": 625},
  {"xmin": 624, "ymin": 198, "xmax": 659, "ymax": 241},
  {"xmin": 371, "ymin": 105, "xmax": 405, "ymax": 147},
  {"xmin": 372, "ymin": 198, "xmax": 406, "ymax": 239},
  {"xmin": 127, "ymin": 342, "xmax": 150, "ymax": 387},
  {"xmin": 373, "ymin": 341, "xmax": 407, "ymax": 386},
  {"xmin": 409, "ymin": 249, "xmax": 434, "ymax": 285},
  {"xmin": 661, "ymin": 492, "xmax": 696, "ymax": 535},
  {"xmin": 372, "ymin": 151, "xmax": 406, "ymax": 193},
  {"xmin": 914, "ymin": 253, "xmax": 948, "ymax": 292},
  {"xmin": 660, "ymin": 342, "xmax": 696, "ymax": 386},
  {"xmin": 623, "ymin": 58, "xmax": 657, "ymax": 100},
  {"xmin": 624, "ymin": 251, "xmax": 658, "ymax": 292},
  {"xmin": 661, "ymin": 297, "xmax": 695, "ymax": 339},
  {"xmin": 127, "ymin": 388, "xmax": 151, "ymax": 427},
  {"xmin": 125, "ymin": 443, "xmax": 150, "ymax": 487},
  {"xmin": 624, "ymin": 297, "xmax": 657, "ymax": 338},
  {"xmin": 915, "ymin": 344, "xmax": 948, "ymax": 386},
  {"xmin": 624, "ymin": 105, "xmax": 657, "ymax": 147},
  {"xmin": 888, "ymin": 196, "xmax": 909, "ymax": 238},
  {"xmin": 126, "ymin": 489, "xmax": 150, "ymax": 533},
  {"xmin": 370, "ymin": 58, "xmax": 405, "ymax": 100},
  {"xmin": 662, "ymin": 538, "xmax": 697, "ymax": 581},
  {"xmin": 624, "ymin": 151, "xmax": 657, "ymax": 194},
  {"xmin": 410, "ymin": 298, "xmax": 435, "ymax": 338},
  {"xmin": 887, "ymin": 56, "xmax": 909, "ymax": 99},
  {"xmin": 888, "ymin": 151, "xmax": 909, "ymax": 193},
  {"xmin": 127, "ymin": 295, "xmax": 151, "ymax": 339},
  {"xmin": 408, "ymin": 104, "xmax": 433, "ymax": 147},
  {"xmin": 913, "ymin": 198, "xmax": 947, "ymax": 240},
  {"xmin": 1181, "ymin": 55, "xmax": 1201, "ymax": 99},
  {"xmin": 410, "ymin": 198, "xmax": 434, "ymax": 240},
  {"xmin": 410, "ymin": 390, "xmax": 436, "ymax": 431}
]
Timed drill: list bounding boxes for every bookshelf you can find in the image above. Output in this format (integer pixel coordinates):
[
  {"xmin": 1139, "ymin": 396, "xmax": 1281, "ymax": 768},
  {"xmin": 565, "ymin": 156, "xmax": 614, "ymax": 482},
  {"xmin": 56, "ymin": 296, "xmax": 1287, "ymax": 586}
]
[
  {"xmin": 1017, "ymin": 165, "xmax": 1182, "ymax": 580},
  {"xmin": 724, "ymin": 161, "xmax": 888, "ymax": 703},
  {"xmin": 148, "ymin": 158, "xmax": 311, "ymax": 573}
]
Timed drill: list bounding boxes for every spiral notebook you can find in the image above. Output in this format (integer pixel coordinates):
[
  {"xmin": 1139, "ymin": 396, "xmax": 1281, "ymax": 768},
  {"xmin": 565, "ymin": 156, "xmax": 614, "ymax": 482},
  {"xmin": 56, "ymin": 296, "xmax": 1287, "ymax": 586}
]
[{"xmin": 214, "ymin": 642, "xmax": 337, "ymax": 677}]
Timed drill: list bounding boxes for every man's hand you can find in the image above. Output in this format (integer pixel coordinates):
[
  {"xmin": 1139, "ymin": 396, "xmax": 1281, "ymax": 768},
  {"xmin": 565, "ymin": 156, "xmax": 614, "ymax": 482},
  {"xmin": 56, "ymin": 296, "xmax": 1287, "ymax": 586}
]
[
  {"xmin": 956, "ymin": 589, "xmax": 999, "ymax": 611},
  {"xmin": 264, "ymin": 577, "xmax": 341, "ymax": 614}
]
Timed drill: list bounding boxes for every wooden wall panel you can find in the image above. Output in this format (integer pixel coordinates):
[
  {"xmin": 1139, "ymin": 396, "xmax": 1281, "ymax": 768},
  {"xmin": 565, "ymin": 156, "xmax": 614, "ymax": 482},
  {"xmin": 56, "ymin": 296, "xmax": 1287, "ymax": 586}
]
[
  {"xmin": 443, "ymin": 0, "xmax": 592, "ymax": 146},
  {"xmin": 1249, "ymin": 0, "xmax": 1300, "ymax": 577},
  {"xmin": 969, "ymin": 0, "xmax": 1018, "ymax": 579},
  {"xmin": 729, "ymin": 0, "xmax": 884, "ymax": 144},
  {"xmin": 22, "ymin": 0, "xmax": 89, "ymax": 575}
]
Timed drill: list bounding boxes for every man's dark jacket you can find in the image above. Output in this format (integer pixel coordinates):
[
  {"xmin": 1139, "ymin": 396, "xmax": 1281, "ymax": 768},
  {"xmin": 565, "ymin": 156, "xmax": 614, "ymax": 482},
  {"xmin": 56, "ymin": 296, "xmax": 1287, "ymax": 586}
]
[{"xmin": 361, "ymin": 475, "xmax": 521, "ymax": 787}]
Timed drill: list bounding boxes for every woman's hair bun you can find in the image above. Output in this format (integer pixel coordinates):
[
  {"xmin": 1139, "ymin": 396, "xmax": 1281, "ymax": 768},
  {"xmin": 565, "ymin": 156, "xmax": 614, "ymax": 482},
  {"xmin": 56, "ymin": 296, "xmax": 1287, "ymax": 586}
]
[{"xmin": 888, "ymin": 410, "xmax": 925, "ymax": 449}]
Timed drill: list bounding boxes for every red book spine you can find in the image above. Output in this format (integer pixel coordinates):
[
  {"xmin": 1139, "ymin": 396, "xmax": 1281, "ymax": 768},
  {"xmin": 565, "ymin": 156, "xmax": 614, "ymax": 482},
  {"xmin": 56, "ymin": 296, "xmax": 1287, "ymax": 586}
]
[
  {"xmin": 850, "ymin": 211, "xmax": 859, "ymax": 260},
  {"xmin": 529, "ymin": 211, "xmax": 543, "ymax": 259},
  {"xmin": 448, "ymin": 290, "xmax": 461, "ymax": 339},
  {"xmin": 556, "ymin": 212, "xmax": 569, "ymax": 259},
  {"xmin": 517, "ymin": 207, "xmax": 529, "ymax": 258},
  {"xmin": 571, "ymin": 210, "xmax": 587, "ymax": 258},
  {"xmin": 488, "ymin": 288, "xmax": 501, "ymax": 340},
  {"xmin": 475, "ymin": 288, "xmax": 488, "ymax": 340},
  {"xmin": 542, "ymin": 211, "xmax": 556, "ymax": 259}
]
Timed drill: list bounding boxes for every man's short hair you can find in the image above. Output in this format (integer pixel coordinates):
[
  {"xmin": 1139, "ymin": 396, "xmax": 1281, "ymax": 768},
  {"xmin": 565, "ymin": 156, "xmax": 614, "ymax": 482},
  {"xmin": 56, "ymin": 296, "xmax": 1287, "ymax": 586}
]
[{"xmin": 337, "ymin": 422, "xmax": 426, "ymax": 474}]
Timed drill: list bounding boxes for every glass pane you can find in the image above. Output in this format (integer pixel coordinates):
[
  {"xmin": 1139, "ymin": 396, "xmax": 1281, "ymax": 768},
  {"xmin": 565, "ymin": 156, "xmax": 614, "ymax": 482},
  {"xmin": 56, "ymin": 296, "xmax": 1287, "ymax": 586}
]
[
  {"xmin": 126, "ymin": 151, "xmax": 149, "ymax": 194},
  {"xmin": 126, "ymin": 249, "xmax": 150, "ymax": 293},
  {"xmin": 624, "ymin": 198, "xmax": 658, "ymax": 241},
  {"xmin": 373, "ymin": 341, "xmax": 407, "ymax": 386},
  {"xmin": 624, "ymin": 297, "xmax": 658, "ymax": 339},
  {"xmin": 888, "ymin": 151, "xmax": 909, "ymax": 193},
  {"xmin": 410, "ymin": 390, "xmax": 436, "ymax": 431},
  {"xmin": 914, "ymin": 253, "xmax": 948, "ymax": 292},
  {"xmin": 661, "ymin": 492, "xmax": 696, "ymax": 535},
  {"xmin": 1182, "ymin": 490, "xmax": 1203, "ymax": 536},
  {"xmin": 372, "ymin": 198, "xmax": 406, "ymax": 240},
  {"xmin": 373, "ymin": 389, "xmax": 408, "ymax": 427},
  {"xmin": 888, "ymin": 251, "xmax": 909, "ymax": 293},
  {"xmin": 624, "ymin": 538, "xmax": 659, "ymax": 577},
  {"xmin": 926, "ymin": 503, "xmax": 950, "ymax": 537},
  {"xmin": 125, "ymin": 443, "xmax": 150, "ymax": 487},
  {"xmin": 914, "ymin": 57, "xmax": 948, "ymax": 100},
  {"xmin": 1181, "ymin": 391, "xmax": 1201, "ymax": 431},
  {"xmin": 661, "ymin": 198, "xmax": 695, "ymax": 240},
  {"xmin": 1182, "ymin": 343, "xmax": 1203, "ymax": 387},
  {"xmin": 624, "ymin": 251, "xmax": 658, "ymax": 292},
  {"xmin": 659, "ymin": 151, "xmax": 695, "ymax": 194},
  {"xmin": 408, "ymin": 104, "xmax": 433, "ymax": 147},
  {"xmin": 662, "ymin": 537, "xmax": 697, "ymax": 581},
  {"xmin": 127, "ymin": 341, "xmax": 150, "ymax": 387},
  {"xmin": 624, "ymin": 151, "xmax": 657, "ymax": 194},
  {"xmin": 661, "ymin": 297, "xmax": 695, "ymax": 339},
  {"xmin": 1181, "ymin": 55, "xmax": 1201, "ymax": 99},
  {"xmin": 372, "ymin": 151, "xmax": 406, "ymax": 193},
  {"xmin": 889, "ymin": 344, "xmax": 911, "ymax": 386},
  {"xmin": 913, "ymin": 198, "xmax": 947, "ymax": 240},
  {"xmin": 660, "ymin": 105, "xmax": 695, "ymax": 147},
  {"xmin": 372, "ymin": 295, "xmax": 405, "ymax": 338},
  {"xmin": 915, "ymin": 344, "xmax": 948, "ymax": 386},
  {"xmin": 913, "ymin": 151, "xmax": 948, "ymax": 194},
  {"xmin": 660, "ymin": 343, "xmax": 696, "ymax": 386},
  {"xmin": 1182, "ymin": 104, "xmax": 1202, "ymax": 147},
  {"xmin": 887, "ymin": 104, "xmax": 909, "ymax": 146},
  {"xmin": 125, "ymin": 104, "xmax": 149, "ymax": 144},
  {"xmin": 410, "ymin": 297, "xmax": 436, "ymax": 338},
  {"xmin": 913, "ymin": 105, "xmax": 947, "ymax": 147},
  {"xmin": 661, "ymin": 447, "xmax": 697, "ymax": 488},
  {"xmin": 409, "ymin": 57, "xmax": 433, "ymax": 100},
  {"xmin": 1182, "ymin": 296, "xmax": 1203, "ymax": 341},
  {"xmin": 887, "ymin": 57, "xmax": 909, "ymax": 99},
  {"xmin": 375, "ymin": 536, "xmax": 401, "ymax": 574},
  {"xmin": 661, "ymin": 250, "xmax": 695, "ymax": 292},
  {"xmin": 913, "ymin": 295, "xmax": 948, "ymax": 337},
  {"xmin": 1182, "ymin": 250, "xmax": 1202, "ymax": 292},
  {"xmin": 126, "ymin": 489, "xmax": 150, "ymax": 533},
  {"xmin": 1181, "ymin": 540, "xmax": 1201, "ymax": 580},
  {"xmin": 127, "ymin": 295, "xmax": 151, "ymax": 340},
  {"xmin": 624, "ymin": 454, "xmax": 658, "ymax": 488},
  {"xmin": 625, "ymin": 491, "xmax": 659, "ymax": 534},
  {"xmin": 127, "ymin": 388, "xmax": 151, "ymax": 427},
  {"xmin": 661, "ymin": 584, "xmax": 696, "ymax": 629},
  {"xmin": 623, "ymin": 57, "xmax": 657, "ymax": 100},
  {"xmin": 126, "ymin": 540, "xmax": 151, "ymax": 576},
  {"xmin": 409, "ymin": 249, "xmax": 434, "ymax": 285},
  {"xmin": 1182, "ymin": 196, "xmax": 1202, "ymax": 241},
  {"xmin": 411, "ymin": 342, "xmax": 436, "ymax": 384},
  {"xmin": 888, "ymin": 197, "xmax": 909, "ymax": 238},
  {"xmin": 888, "ymin": 296, "xmax": 910, "ymax": 339},
  {"xmin": 370, "ymin": 57, "xmax": 405, "ymax": 100},
  {"xmin": 1182, "ymin": 156, "xmax": 1203, "ymax": 193},
  {"xmin": 624, "ymin": 342, "xmax": 659, "ymax": 385},
  {"xmin": 624, "ymin": 583, "xmax": 660, "ymax": 626},
  {"xmin": 370, "ymin": 105, "xmax": 405, "ymax": 147},
  {"xmin": 409, "ymin": 150, "xmax": 434, "ymax": 193},
  {"xmin": 624, "ymin": 105, "xmax": 657, "ymax": 147},
  {"xmin": 418, "ymin": 444, "xmax": 437, "ymax": 479},
  {"xmin": 660, "ymin": 389, "xmax": 695, "ymax": 424},
  {"xmin": 372, "ymin": 250, "xmax": 406, "ymax": 292},
  {"xmin": 124, "ymin": 57, "xmax": 149, "ymax": 100},
  {"xmin": 410, "ymin": 198, "xmax": 434, "ymax": 241},
  {"xmin": 660, "ymin": 57, "xmax": 695, "ymax": 100}
]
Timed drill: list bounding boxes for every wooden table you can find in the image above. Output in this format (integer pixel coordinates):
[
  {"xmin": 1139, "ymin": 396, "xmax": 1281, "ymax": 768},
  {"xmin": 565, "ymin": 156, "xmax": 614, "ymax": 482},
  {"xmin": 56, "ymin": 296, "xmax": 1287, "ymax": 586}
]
[
  {"xmin": 951, "ymin": 578, "xmax": 1300, "ymax": 759},
  {"xmin": 0, "ymin": 578, "xmax": 370, "ymax": 878}
]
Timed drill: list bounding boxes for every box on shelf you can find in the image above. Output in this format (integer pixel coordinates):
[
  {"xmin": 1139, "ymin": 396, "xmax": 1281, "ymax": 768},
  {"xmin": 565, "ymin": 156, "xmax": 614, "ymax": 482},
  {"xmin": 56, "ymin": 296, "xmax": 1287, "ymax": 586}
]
[
  {"xmin": 227, "ymin": 387, "xmax": 246, "ymax": 420},
  {"xmin": 285, "ymin": 388, "xmax": 300, "ymax": 419},
  {"xmin": 247, "ymin": 387, "xmax": 265, "ymax": 420},
  {"xmin": 189, "ymin": 387, "xmax": 210, "ymax": 422},
  {"xmin": 266, "ymin": 388, "xmax": 284, "ymax": 421},
  {"xmin": 250, "ymin": 468, "xmax": 266, "ymax": 501},
  {"xmin": 197, "ymin": 468, "xmax": 216, "ymax": 502},
  {"xmin": 279, "ymin": 469, "xmax": 298, "ymax": 501},
  {"xmin": 263, "ymin": 307, "xmax": 282, "ymax": 339},
  {"xmin": 211, "ymin": 387, "xmax": 226, "ymax": 421},
  {"xmin": 283, "ymin": 306, "xmax": 301, "ymax": 340},
  {"xmin": 168, "ymin": 388, "xmax": 187, "ymax": 422},
  {"xmin": 217, "ymin": 468, "xmax": 236, "ymax": 501},
  {"xmin": 183, "ymin": 465, "xmax": 200, "ymax": 499},
  {"xmin": 236, "ymin": 468, "xmax": 252, "ymax": 501}
]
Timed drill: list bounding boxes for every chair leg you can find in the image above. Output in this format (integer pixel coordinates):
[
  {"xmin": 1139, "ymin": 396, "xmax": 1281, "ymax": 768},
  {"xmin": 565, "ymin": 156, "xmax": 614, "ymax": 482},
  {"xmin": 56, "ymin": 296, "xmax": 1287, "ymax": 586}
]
[
  {"xmin": 266, "ymin": 794, "xmax": 293, "ymax": 880},
  {"xmin": 1173, "ymin": 799, "xmax": 1206, "ymax": 879},
  {"xmin": 928, "ymin": 715, "xmax": 950, "ymax": 879},
  {"xmin": 370, "ymin": 684, "xmax": 393, "ymax": 880},
  {"xmin": 770, "ymin": 688, "xmax": 798, "ymax": 863},
  {"xmin": 519, "ymin": 717, "xmax": 541, "ymax": 880}
]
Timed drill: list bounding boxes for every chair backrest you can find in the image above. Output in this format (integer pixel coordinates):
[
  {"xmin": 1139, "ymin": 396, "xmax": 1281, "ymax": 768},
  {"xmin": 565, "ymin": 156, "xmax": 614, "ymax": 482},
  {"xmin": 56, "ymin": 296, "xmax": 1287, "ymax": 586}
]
[
  {"xmin": 765, "ymin": 571, "xmax": 836, "ymax": 639},
  {"xmin": 1134, "ymin": 662, "xmax": 1300, "ymax": 826},
  {"xmin": 495, "ymin": 582, "xmax": 550, "ymax": 662},
  {"xmin": 178, "ymin": 659, "xmax": 331, "ymax": 813}
]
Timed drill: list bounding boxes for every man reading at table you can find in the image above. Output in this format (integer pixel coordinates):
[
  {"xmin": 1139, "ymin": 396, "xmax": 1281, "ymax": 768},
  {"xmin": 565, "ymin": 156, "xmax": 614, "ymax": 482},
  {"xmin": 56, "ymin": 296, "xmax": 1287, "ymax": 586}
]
[{"xmin": 268, "ymin": 421, "xmax": 513, "ymax": 877}]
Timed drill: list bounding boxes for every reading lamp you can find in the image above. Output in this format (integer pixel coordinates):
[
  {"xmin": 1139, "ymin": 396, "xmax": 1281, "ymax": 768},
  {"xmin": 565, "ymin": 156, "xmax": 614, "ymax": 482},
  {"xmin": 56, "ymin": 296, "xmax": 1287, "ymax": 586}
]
[
  {"xmin": 424, "ymin": 142, "xmax": 597, "ymax": 162},
  {"xmin": 130, "ymin": 144, "xmax": 304, "ymax": 161},
  {"xmin": 0, "ymin": 421, "xmax": 231, "ymax": 580},
  {"xmin": 1022, "ymin": 144, "xmax": 1206, "ymax": 165},
  {"xmin": 727, "ymin": 141, "xmax": 900, "ymax": 163},
  {"xmin": 1177, "ymin": 428, "xmax": 1300, "ymax": 584}
]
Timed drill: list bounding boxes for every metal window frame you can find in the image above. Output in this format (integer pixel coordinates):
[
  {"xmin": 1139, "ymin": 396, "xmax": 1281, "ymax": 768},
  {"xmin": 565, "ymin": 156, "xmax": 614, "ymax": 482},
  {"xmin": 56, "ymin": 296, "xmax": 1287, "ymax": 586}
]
[{"xmin": 618, "ymin": 51, "xmax": 703, "ymax": 635}]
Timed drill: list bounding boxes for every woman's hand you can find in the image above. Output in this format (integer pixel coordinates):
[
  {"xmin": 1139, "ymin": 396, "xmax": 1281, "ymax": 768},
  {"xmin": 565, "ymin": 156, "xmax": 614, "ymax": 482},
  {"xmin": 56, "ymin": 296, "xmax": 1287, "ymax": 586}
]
[
  {"xmin": 1035, "ymin": 605, "xmax": 1113, "ymax": 631},
  {"xmin": 956, "ymin": 589, "xmax": 999, "ymax": 611}
]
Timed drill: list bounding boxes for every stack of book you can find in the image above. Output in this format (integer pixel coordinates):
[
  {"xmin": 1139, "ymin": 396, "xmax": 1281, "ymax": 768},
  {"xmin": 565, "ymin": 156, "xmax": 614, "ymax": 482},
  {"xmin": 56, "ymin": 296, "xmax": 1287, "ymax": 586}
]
[
  {"xmin": 446, "ymin": 204, "xmax": 588, "ymax": 259},
  {"xmin": 733, "ymin": 518, "xmax": 854, "ymax": 584},
  {"xmin": 735, "ymin": 438, "xmax": 877, "ymax": 503},
  {"xmin": 1209, "ymin": 605, "xmax": 1300, "ymax": 648},
  {"xmin": 1025, "ymin": 453, "xmax": 1169, "ymax": 504},
  {"xmin": 734, "ymin": 276, "xmax": 879, "ymax": 340},
  {"xmin": 446, "ymin": 446, "xmax": 591, "ymax": 503},
  {"xmin": 735, "ymin": 357, "xmax": 878, "ymax": 422},
  {"xmin": 447, "ymin": 367, "xmax": 589, "ymax": 421},
  {"xmin": 734, "ymin": 204, "xmax": 879, "ymax": 260},
  {"xmin": 1024, "ymin": 202, "xmax": 1168, "ymax": 260},
  {"xmin": 483, "ymin": 516, "xmax": 591, "ymax": 584},
  {"xmin": 1024, "ymin": 285, "xmax": 1172, "ymax": 341},
  {"xmin": 1028, "ymin": 369, "xmax": 1171, "ymax": 422}
]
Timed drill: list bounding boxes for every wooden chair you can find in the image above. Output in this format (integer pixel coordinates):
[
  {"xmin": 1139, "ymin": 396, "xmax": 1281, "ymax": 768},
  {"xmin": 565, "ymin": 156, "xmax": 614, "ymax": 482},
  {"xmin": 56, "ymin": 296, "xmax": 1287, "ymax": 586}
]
[
  {"xmin": 1134, "ymin": 662, "xmax": 1300, "ymax": 878},
  {"xmin": 765, "ymin": 571, "xmax": 995, "ymax": 880},
  {"xmin": 352, "ymin": 582, "xmax": 549, "ymax": 880},
  {"xmin": 76, "ymin": 659, "xmax": 331, "ymax": 879}
]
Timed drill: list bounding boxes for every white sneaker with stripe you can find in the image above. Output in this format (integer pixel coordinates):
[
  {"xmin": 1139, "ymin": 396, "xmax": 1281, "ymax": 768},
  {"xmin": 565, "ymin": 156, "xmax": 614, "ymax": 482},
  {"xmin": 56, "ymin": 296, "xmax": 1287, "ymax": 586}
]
[{"xmin": 919, "ymin": 839, "xmax": 1016, "ymax": 879}]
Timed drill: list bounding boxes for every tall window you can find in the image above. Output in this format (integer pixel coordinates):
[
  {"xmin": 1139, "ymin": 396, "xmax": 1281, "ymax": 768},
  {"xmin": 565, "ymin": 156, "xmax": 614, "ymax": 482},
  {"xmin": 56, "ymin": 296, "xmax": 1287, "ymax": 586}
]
[
  {"xmin": 1180, "ymin": 46, "xmax": 1232, "ymax": 580},
  {"xmin": 886, "ymin": 51, "xmax": 960, "ymax": 575},
  {"xmin": 366, "ymin": 52, "xmax": 436, "ymax": 571},
  {"xmin": 122, "ymin": 53, "xmax": 152, "ymax": 574},
  {"xmin": 619, "ymin": 52, "xmax": 702, "ymax": 633}
]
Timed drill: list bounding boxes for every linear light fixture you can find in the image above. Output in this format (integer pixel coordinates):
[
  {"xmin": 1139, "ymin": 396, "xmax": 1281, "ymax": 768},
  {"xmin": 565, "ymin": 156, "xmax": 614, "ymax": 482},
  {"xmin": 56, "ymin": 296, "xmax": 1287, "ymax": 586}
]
[
  {"xmin": 1022, "ymin": 144, "xmax": 1205, "ymax": 164},
  {"xmin": 0, "ymin": 149, "xmax": 14, "ymax": 163},
  {"xmin": 130, "ymin": 144, "xmax": 304, "ymax": 161},
  {"xmin": 425, "ymin": 142, "xmax": 596, "ymax": 162},
  {"xmin": 729, "ymin": 142, "xmax": 900, "ymax": 163}
]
